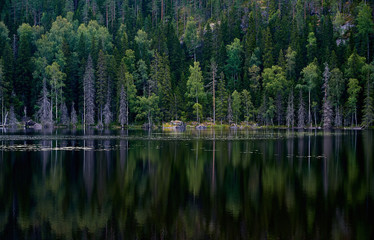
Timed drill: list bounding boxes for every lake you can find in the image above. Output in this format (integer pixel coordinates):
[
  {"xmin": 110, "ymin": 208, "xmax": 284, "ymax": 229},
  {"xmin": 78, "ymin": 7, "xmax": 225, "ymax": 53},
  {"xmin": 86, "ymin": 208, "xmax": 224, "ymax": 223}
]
[{"xmin": 0, "ymin": 128, "xmax": 373, "ymax": 239}]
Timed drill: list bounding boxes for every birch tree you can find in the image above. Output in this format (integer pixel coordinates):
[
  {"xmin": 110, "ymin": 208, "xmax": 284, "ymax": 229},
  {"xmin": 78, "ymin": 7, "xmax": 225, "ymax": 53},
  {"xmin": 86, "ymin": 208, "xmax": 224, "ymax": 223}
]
[
  {"xmin": 346, "ymin": 78, "xmax": 361, "ymax": 126},
  {"xmin": 186, "ymin": 62, "xmax": 205, "ymax": 122},
  {"xmin": 301, "ymin": 62, "xmax": 319, "ymax": 127},
  {"xmin": 45, "ymin": 61, "xmax": 66, "ymax": 122}
]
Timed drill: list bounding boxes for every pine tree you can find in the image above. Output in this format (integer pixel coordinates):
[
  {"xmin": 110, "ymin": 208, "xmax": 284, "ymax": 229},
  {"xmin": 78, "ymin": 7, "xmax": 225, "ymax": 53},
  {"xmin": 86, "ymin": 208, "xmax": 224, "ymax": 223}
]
[{"xmin": 83, "ymin": 55, "xmax": 95, "ymax": 127}]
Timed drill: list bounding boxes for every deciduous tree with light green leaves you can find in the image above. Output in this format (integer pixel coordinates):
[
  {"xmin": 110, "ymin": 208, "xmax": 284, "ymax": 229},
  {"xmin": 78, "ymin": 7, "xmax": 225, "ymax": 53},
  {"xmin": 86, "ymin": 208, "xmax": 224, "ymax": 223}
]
[
  {"xmin": 184, "ymin": 17, "xmax": 198, "ymax": 61},
  {"xmin": 262, "ymin": 65, "xmax": 288, "ymax": 125},
  {"xmin": 301, "ymin": 61, "xmax": 319, "ymax": 127},
  {"xmin": 356, "ymin": 3, "xmax": 374, "ymax": 61},
  {"xmin": 231, "ymin": 90, "xmax": 241, "ymax": 124},
  {"xmin": 135, "ymin": 94, "xmax": 159, "ymax": 127},
  {"xmin": 186, "ymin": 62, "xmax": 205, "ymax": 122},
  {"xmin": 46, "ymin": 61, "xmax": 66, "ymax": 122},
  {"xmin": 346, "ymin": 78, "xmax": 361, "ymax": 126}
]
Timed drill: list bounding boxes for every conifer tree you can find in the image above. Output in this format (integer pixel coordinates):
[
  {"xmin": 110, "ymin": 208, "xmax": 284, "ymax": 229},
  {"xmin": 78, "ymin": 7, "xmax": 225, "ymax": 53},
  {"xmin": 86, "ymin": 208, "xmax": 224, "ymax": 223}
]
[
  {"xmin": 263, "ymin": 27, "xmax": 274, "ymax": 68},
  {"xmin": 83, "ymin": 55, "xmax": 95, "ymax": 127},
  {"xmin": 362, "ymin": 63, "xmax": 374, "ymax": 128},
  {"xmin": 60, "ymin": 102, "xmax": 69, "ymax": 125},
  {"xmin": 37, "ymin": 79, "xmax": 53, "ymax": 127},
  {"xmin": 286, "ymin": 90, "xmax": 295, "ymax": 128},
  {"xmin": 96, "ymin": 50, "xmax": 107, "ymax": 125},
  {"xmin": 242, "ymin": 89, "xmax": 253, "ymax": 125},
  {"xmin": 297, "ymin": 90, "xmax": 306, "ymax": 128},
  {"xmin": 322, "ymin": 63, "xmax": 333, "ymax": 129},
  {"xmin": 70, "ymin": 102, "xmax": 78, "ymax": 126},
  {"xmin": 216, "ymin": 72, "xmax": 227, "ymax": 124}
]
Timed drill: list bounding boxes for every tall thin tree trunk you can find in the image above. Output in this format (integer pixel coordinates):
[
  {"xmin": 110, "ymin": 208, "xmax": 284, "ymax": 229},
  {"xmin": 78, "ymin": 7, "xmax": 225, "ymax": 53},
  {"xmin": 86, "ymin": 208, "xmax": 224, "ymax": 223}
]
[
  {"xmin": 308, "ymin": 90, "xmax": 311, "ymax": 127},
  {"xmin": 213, "ymin": 68, "xmax": 216, "ymax": 124}
]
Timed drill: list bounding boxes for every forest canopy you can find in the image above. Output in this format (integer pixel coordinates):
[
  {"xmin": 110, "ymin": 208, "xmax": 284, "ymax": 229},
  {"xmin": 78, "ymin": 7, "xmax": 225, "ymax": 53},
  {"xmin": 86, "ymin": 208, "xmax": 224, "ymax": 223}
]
[{"xmin": 0, "ymin": 0, "xmax": 373, "ymax": 128}]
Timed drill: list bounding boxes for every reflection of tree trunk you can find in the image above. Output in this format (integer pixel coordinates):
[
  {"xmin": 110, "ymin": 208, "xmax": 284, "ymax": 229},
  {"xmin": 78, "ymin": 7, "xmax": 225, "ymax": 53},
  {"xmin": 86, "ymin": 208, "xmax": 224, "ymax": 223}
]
[{"xmin": 212, "ymin": 131, "xmax": 215, "ymax": 193}]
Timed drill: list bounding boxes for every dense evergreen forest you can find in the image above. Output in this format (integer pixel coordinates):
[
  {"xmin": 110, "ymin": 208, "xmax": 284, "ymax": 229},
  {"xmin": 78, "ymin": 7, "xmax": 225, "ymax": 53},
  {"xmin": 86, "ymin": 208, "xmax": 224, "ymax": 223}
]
[{"xmin": 0, "ymin": 0, "xmax": 373, "ymax": 128}]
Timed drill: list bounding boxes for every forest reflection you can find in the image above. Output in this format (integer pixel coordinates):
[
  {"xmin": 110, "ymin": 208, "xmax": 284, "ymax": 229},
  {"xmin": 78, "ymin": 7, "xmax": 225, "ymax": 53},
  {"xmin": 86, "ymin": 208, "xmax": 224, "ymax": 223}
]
[{"xmin": 0, "ymin": 129, "xmax": 373, "ymax": 239}]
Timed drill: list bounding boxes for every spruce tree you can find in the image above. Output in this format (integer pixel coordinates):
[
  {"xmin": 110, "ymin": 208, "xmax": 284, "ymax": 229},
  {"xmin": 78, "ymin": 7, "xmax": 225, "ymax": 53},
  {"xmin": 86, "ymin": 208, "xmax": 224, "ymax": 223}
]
[
  {"xmin": 322, "ymin": 63, "xmax": 333, "ymax": 129},
  {"xmin": 83, "ymin": 55, "xmax": 95, "ymax": 127}
]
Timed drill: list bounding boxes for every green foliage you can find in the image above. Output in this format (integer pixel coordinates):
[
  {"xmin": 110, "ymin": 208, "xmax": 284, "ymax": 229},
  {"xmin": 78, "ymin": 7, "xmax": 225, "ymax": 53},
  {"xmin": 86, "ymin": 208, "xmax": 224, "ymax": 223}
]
[
  {"xmin": 231, "ymin": 90, "xmax": 241, "ymax": 124},
  {"xmin": 225, "ymin": 38, "xmax": 242, "ymax": 92},
  {"xmin": 135, "ymin": 94, "xmax": 160, "ymax": 125},
  {"xmin": 356, "ymin": 3, "xmax": 374, "ymax": 60},
  {"xmin": 262, "ymin": 65, "xmax": 288, "ymax": 97},
  {"xmin": 0, "ymin": 0, "xmax": 372, "ymax": 126}
]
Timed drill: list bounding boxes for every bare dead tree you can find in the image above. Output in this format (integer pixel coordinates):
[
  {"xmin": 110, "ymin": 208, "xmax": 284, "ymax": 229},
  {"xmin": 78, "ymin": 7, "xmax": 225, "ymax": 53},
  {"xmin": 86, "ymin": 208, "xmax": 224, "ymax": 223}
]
[
  {"xmin": 103, "ymin": 87, "xmax": 112, "ymax": 126},
  {"xmin": 118, "ymin": 85, "xmax": 127, "ymax": 128},
  {"xmin": 286, "ymin": 90, "xmax": 295, "ymax": 128},
  {"xmin": 298, "ymin": 90, "xmax": 305, "ymax": 128},
  {"xmin": 70, "ymin": 102, "xmax": 78, "ymax": 127},
  {"xmin": 60, "ymin": 102, "xmax": 69, "ymax": 125},
  {"xmin": 8, "ymin": 105, "xmax": 18, "ymax": 128},
  {"xmin": 83, "ymin": 55, "xmax": 95, "ymax": 127},
  {"xmin": 37, "ymin": 79, "xmax": 53, "ymax": 127},
  {"xmin": 322, "ymin": 63, "xmax": 333, "ymax": 129}
]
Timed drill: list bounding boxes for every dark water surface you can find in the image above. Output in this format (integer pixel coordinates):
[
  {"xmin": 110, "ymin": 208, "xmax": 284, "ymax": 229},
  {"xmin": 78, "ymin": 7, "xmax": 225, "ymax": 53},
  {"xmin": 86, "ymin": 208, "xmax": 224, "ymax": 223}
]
[{"xmin": 0, "ymin": 128, "xmax": 373, "ymax": 239}]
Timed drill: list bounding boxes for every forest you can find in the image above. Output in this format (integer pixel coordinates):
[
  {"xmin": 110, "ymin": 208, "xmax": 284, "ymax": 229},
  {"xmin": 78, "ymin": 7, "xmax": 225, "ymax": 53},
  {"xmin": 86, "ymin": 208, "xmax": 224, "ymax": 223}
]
[{"xmin": 0, "ymin": 0, "xmax": 373, "ymax": 128}]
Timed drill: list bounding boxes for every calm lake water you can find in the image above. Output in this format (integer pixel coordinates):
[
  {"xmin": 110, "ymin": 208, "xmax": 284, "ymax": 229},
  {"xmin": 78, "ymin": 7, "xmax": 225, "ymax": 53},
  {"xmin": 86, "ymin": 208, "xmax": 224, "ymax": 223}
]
[{"xmin": 0, "ymin": 128, "xmax": 373, "ymax": 239}]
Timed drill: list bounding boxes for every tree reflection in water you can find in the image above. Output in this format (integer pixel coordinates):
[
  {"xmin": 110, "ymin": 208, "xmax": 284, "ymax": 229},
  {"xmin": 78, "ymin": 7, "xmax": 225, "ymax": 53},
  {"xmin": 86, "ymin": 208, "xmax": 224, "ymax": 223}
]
[{"xmin": 0, "ymin": 129, "xmax": 373, "ymax": 239}]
